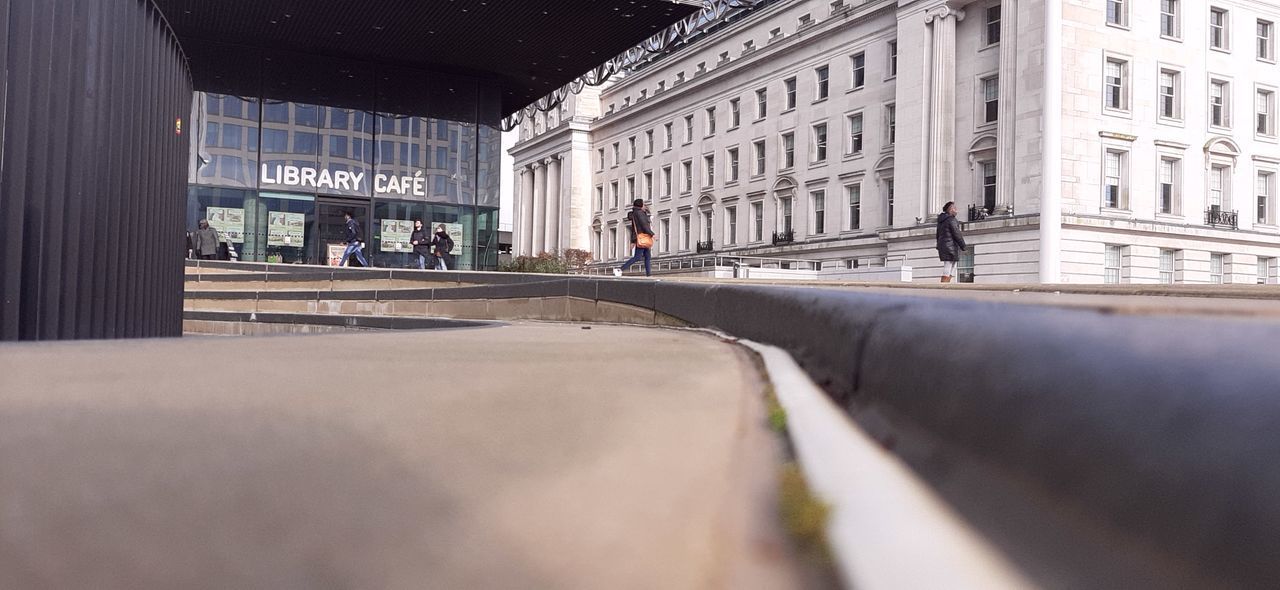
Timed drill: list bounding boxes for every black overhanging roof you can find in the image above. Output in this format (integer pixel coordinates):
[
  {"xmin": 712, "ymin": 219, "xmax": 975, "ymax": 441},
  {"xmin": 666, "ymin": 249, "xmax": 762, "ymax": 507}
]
[{"xmin": 153, "ymin": 0, "xmax": 700, "ymax": 116}]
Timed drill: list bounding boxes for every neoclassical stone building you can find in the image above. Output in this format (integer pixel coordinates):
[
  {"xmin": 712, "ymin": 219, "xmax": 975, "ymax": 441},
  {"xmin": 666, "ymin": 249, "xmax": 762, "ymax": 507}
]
[{"xmin": 511, "ymin": 0, "xmax": 1280, "ymax": 283}]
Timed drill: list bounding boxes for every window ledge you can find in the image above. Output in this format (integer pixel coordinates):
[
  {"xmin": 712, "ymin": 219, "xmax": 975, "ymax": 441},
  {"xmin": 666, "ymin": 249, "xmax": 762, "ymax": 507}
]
[
  {"xmin": 1254, "ymin": 223, "xmax": 1280, "ymax": 232},
  {"xmin": 881, "ymin": 145, "xmax": 895, "ymax": 154},
  {"xmin": 663, "ymin": 147, "xmax": 673, "ymax": 153},
  {"xmin": 1210, "ymin": 46, "xmax": 1231, "ymax": 55},
  {"xmin": 843, "ymin": 151, "xmax": 865, "ymax": 162},
  {"xmin": 705, "ymin": 134, "xmax": 716, "ymax": 139},
  {"xmin": 1157, "ymin": 116, "xmax": 1185, "ymax": 128},
  {"xmin": 884, "ymin": 75, "xmax": 897, "ymax": 82},
  {"xmin": 1160, "ymin": 34, "xmax": 1182, "ymax": 43},
  {"xmin": 975, "ymin": 121, "xmax": 997, "ymax": 132},
  {"xmin": 725, "ymin": 180, "xmax": 741, "ymax": 188},
  {"xmin": 1102, "ymin": 107, "xmax": 1132, "ymax": 119},
  {"xmin": 1210, "ymin": 124, "xmax": 1233, "ymax": 133},
  {"xmin": 809, "ymin": 160, "xmax": 829, "ymax": 170},
  {"xmin": 812, "ymin": 97, "xmax": 829, "ymax": 105},
  {"xmin": 782, "ymin": 108, "xmax": 796, "ymax": 114},
  {"xmin": 978, "ymin": 42, "xmax": 999, "ymax": 53},
  {"xmin": 755, "ymin": 116, "xmax": 767, "ymax": 123},
  {"xmin": 727, "ymin": 125, "xmax": 740, "ymax": 132},
  {"xmin": 1257, "ymin": 134, "xmax": 1279, "ymax": 144},
  {"xmin": 1099, "ymin": 208, "xmax": 1134, "ymax": 219},
  {"xmin": 750, "ymin": 173, "xmax": 767, "ymax": 181},
  {"xmin": 1261, "ymin": 57, "xmax": 1278, "ymax": 65},
  {"xmin": 1154, "ymin": 213, "xmax": 1184, "ymax": 223},
  {"xmin": 1105, "ymin": 22, "xmax": 1131, "ymax": 32},
  {"xmin": 847, "ymin": 86, "xmax": 865, "ymax": 94}
]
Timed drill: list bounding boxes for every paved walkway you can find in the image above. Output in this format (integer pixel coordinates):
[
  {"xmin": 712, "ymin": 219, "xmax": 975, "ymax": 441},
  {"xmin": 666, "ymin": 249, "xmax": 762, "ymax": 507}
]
[{"xmin": 0, "ymin": 324, "xmax": 816, "ymax": 589}]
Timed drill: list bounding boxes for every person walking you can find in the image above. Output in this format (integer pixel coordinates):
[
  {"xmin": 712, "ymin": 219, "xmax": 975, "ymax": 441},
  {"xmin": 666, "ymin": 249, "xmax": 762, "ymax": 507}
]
[
  {"xmin": 341, "ymin": 211, "xmax": 369, "ymax": 267},
  {"xmin": 936, "ymin": 201, "xmax": 967, "ymax": 283},
  {"xmin": 432, "ymin": 224, "xmax": 454, "ymax": 270},
  {"xmin": 190, "ymin": 219, "xmax": 223, "ymax": 261},
  {"xmin": 614, "ymin": 199, "xmax": 654, "ymax": 277},
  {"xmin": 410, "ymin": 219, "xmax": 435, "ymax": 270}
]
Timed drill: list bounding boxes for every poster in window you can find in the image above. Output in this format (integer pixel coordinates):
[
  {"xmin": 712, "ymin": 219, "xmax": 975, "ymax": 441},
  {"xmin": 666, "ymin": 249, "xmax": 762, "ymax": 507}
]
[
  {"xmin": 441, "ymin": 223, "xmax": 464, "ymax": 248},
  {"xmin": 267, "ymin": 211, "xmax": 306, "ymax": 246},
  {"xmin": 380, "ymin": 219, "xmax": 413, "ymax": 252},
  {"xmin": 327, "ymin": 242, "xmax": 348, "ymax": 266},
  {"xmin": 205, "ymin": 207, "xmax": 245, "ymax": 243}
]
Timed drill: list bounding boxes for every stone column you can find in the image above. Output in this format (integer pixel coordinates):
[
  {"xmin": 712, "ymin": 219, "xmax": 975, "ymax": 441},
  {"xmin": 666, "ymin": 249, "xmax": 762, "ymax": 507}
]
[
  {"xmin": 925, "ymin": 5, "xmax": 964, "ymax": 216},
  {"xmin": 996, "ymin": 0, "xmax": 1017, "ymax": 212},
  {"xmin": 519, "ymin": 165, "xmax": 535, "ymax": 255},
  {"xmin": 545, "ymin": 156, "xmax": 562, "ymax": 253},
  {"xmin": 918, "ymin": 21, "xmax": 935, "ymax": 224},
  {"xmin": 532, "ymin": 161, "xmax": 547, "ymax": 255}
]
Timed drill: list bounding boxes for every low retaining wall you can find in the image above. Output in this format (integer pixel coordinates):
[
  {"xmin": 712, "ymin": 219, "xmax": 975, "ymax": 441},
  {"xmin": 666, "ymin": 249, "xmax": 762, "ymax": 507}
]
[{"xmin": 184, "ymin": 261, "xmax": 1280, "ymax": 587}]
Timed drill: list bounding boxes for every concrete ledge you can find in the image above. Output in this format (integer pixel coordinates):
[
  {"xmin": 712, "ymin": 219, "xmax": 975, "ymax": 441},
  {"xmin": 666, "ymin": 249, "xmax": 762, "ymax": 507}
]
[{"xmin": 183, "ymin": 310, "xmax": 496, "ymax": 331}]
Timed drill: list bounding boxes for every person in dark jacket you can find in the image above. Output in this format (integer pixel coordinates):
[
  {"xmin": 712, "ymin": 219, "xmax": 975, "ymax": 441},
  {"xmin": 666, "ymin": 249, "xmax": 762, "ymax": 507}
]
[
  {"xmin": 432, "ymin": 224, "xmax": 455, "ymax": 270},
  {"xmin": 191, "ymin": 219, "xmax": 223, "ymax": 260},
  {"xmin": 615, "ymin": 199, "xmax": 654, "ymax": 277},
  {"xmin": 409, "ymin": 219, "xmax": 435, "ymax": 270},
  {"xmin": 341, "ymin": 211, "xmax": 369, "ymax": 267},
  {"xmin": 936, "ymin": 201, "xmax": 967, "ymax": 283}
]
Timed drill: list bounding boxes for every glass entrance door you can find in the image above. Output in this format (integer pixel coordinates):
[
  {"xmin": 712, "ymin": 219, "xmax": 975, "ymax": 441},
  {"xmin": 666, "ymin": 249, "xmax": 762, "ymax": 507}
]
[{"xmin": 316, "ymin": 199, "xmax": 370, "ymax": 266}]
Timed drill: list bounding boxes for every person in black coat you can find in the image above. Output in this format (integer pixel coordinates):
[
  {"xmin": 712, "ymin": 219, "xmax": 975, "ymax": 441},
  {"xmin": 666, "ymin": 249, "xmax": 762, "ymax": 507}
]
[
  {"xmin": 615, "ymin": 199, "xmax": 655, "ymax": 277},
  {"xmin": 432, "ymin": 224, "xmax": 455, "ymax": 270},
  {"xmin": 936, "ymin": 201, "xmax": 967, "ymax": 283},
  {"xmin": 409, "ymin": 219, "xmax": 435, "ymax": 270}
]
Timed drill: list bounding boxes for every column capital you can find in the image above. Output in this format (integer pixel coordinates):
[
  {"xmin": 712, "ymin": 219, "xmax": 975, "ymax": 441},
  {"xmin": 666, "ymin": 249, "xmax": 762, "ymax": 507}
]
[
  {"xmin": 531, "ymin": 160, "xmax": 544, "ymax": 170},
  {"xmin": 924, "ymin": 4, "xmax": 964, "ymax": 24}
]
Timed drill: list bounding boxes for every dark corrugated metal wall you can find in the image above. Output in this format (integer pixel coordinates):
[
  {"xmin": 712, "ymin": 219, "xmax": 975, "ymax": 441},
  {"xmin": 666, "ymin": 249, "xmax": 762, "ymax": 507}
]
[{"xmin": 0, "ymin": 0, "xmax": 192, "ymax": 340}]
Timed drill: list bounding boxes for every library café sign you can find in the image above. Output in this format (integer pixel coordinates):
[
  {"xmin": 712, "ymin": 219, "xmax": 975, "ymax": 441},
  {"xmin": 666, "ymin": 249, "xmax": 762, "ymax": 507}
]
[{"xmin": 260, "ymin": 164, "xmax": 432, "ymax": 197}]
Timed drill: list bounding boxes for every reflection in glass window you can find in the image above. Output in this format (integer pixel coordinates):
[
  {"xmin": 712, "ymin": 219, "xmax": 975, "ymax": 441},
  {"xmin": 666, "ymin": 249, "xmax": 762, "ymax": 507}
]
[
  {"xmin": 262, "ymin": 129, "xmax": 289, "ymax": 153},
  {"xmin": 205, "ymin": 122, "xmax": 219, "ymax": 147},
  {"xmin": 263, "ymin": 101, "xmax": 289, "ymax": 123},
  {"xmin": 294, "ymin": 104, "xmax": 321, "ymax": 128},
  {"xmin": 329, "ymin": 109, "xmax": 349, "ymax": 130},
  {"xmin": 221, "ymin": 124, "xmax": 242, "ymax": 150},
  {"xmin": 329, "ymin": 136, "xmax": 348, "ymax": 158}
]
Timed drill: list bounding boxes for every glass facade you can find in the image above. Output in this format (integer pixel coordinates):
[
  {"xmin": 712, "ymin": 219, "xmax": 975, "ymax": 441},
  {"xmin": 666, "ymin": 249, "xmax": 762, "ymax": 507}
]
[{"xmin": 186, "ymin": 56, "xmax": 502, "ymax": 269}]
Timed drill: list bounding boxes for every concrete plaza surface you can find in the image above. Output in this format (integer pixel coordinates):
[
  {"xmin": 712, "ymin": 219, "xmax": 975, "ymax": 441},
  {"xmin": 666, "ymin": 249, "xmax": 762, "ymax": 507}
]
[{"xmin": 0, "ymin": 324, "xmax": 815, "ymax": 589}]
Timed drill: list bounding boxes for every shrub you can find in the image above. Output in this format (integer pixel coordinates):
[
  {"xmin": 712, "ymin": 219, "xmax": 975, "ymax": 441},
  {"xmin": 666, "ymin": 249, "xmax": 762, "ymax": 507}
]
[{"xmin": 499, "ymin": 249, "xmax": 594, "ymax": 274}]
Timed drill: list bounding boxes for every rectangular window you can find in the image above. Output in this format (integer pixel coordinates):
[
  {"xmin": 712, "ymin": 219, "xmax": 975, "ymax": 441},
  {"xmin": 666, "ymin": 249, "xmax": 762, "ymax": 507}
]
[
  {"xmin": 627, "ymin": 176, "xmax": 636, "ymax": 200},
  {"xmin": 1257, "ymin": 89, "xmax": 1275, "ymax": 136},
  {"xmin": 752, "ymin": 202, "xmax": 764, "ymax": 241},
  {"xmin": 1105, "ymin": 58, "xmax": 1128, "ymax": 111},
  {"xmin": 609, "ymin": 227, "xmax": 618, "ymax": 259},
  {"xmin": 1161, "ymin": 0, "xmax": 1179, "ymax": 38},
  {"xmin": 597, "ymin": 148, "xmax": 605, "ymax": 170},
  {"xmin": 682, "ymin": 160, "xmax": 693, "ymax": 192},
  {"xmin": 982, "ymin": 161, "xmax": 997, "ymax": 212},
  {"xmin": 1260, "ymin": 20, "xmax": 1275, "ymax": 60},
  {"xmin": 1211, "ymin": 7, "xmax": 1229, "ymax": 50},
  {"xmin": 811, "ymin": 190, "xmax": 826, "ymax": 234},
  {"xmin": 958, "ymin": 248, "xmax": 976, "ymax": 283},
  {"xmin": 784, "ymin": 77, "xmax": 797, "ymax": 110},
  {"xmin": 728, "ymin": 147, "xmax": 740, "ymax": 182},
  {"xmin": 885, "ymin": 104, "xmax": 897, "ymax": 146},
  {"xmin": 815, "ymin": 66, "xmax": 830, "ymax": 100},
  {"xmin": 1211, "ymin": 80, "xmax": 1230, "ymax": 127},
  {"xmin": 1104, "ymin": 150, "xmax": 1127, "ymax": 209},
  {"xmin": 1159, "ymin": 249, "xmax": 1175, "ymax": 284},
  {"xmin": 812, "ymin": 123, "xmax": 828, "ymax": 163},
  {"xmin": 782, "ymin": 132, "xmax": 795, "ymax": 169},
  {"xmin": 1258, "ymin": 172, "xmax": 1274, "ymax": 224},
  {"xmin": 886, "ymin": 179, "xmax": 895, "ymax": 225},
  {"xmin": 986, "ymin": 5, "xmax": 1001, "ymax": 45},
  {"xmin": 846, "ymin": 184, "xmax": 861, "ymax": 230},
  {"xmin": 1106, "ymin": 0, "xmax": 1127, "ymax": 27},
  {"xmin": 1104, "ymin": 244, "xmax": 1123, "ymax": 284},
  {"xmin": 704, "ymin": 154, "xmax": 715, "ymax": 186},
  {"xmin": 1159, "ymin": 69, "xmax": 1180, "ymax": 120},
  {"xmin": 644, "ymin": 171, "xmax": 654, "ymax": 199},
  {"xmin": 662, "ymin": 165, "xmax": 672, "ymax": 196},
  {"xmin": 610, "ymin": 181, "xmax": 619, "ymax": 208},
  {"xmin": 684, "ymin": 115, "xmax": 694, "ymax": 144},
  {"xmin": 1159, "ymin": 157, "xmax": 1179, "ymax": 214},
  {"xmin": 664, "ymin": 123, "xmax": 674, "ymax": 149},
  {"xmin": 706, "ymin": 107, "xmax": 716, "ymax": 136},
  {"xmin": 847, "ymin": 113, "xmax": 863, "ymax": 155},
  {"xmin": 756, "ymin": 88, "xmax": 768, "ymax": 119},
  {"xmin": 646, "ymin": 130, "xmax": 655, "ymax": 155},
  {"xmin": 658, "ymin": 218, "xmax": 670, "ymax": 253},
  {"xmin": 753, "ymin": 140, "xmax": 766, "ymax": 175},
  {"xmin": 851, "ymin": 53, "xmax": 866, "ymax": 89},
  {"xmin": 726, "ymin": 206, "xmax": 738, "ymax": 245},
  {"xmin": 1210, "ymin": 253, "xmax": 1224, "ymax": 283},
  {"xmin": 611, "ymin": 142, "xmax": 620, "ymax": 167},
  {"xmin": 780, "ymin": 197, "xmax": 793, "ymax": 233},
  {"xmin": 1209, "ymin": 165, "xmax": 1227, "ymax": 208},
  {"xmin": 1259, "ymin": 257, "xmax": 1272, "ymax": 284},
  {"xmin": 681, "ymin": 214, "xmax": 691, "ymax": 250},
  {"xmin": 730, "ymin": 98, "xmax": 741, "ymax": 128},
  {"xmin": 982, "ymin": 76, "xmax": 999, "ymax": 123},
  {"xmin": 888, "ymin": 40, "xmax": 898, "ymax": 77},
  {"xmin": 596, "ymin": 186, "xmax": 604, "ymax": 211},
  {"xmin": 628, "ymin": 137, "xmax": 636, "ymax": 162}
]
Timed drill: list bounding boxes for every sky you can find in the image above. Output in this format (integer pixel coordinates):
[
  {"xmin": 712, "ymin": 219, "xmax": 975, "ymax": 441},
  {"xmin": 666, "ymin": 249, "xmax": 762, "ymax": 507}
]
[{"xmin": 498, "ymin": 129, "xmax": 516, "ymax": 232}]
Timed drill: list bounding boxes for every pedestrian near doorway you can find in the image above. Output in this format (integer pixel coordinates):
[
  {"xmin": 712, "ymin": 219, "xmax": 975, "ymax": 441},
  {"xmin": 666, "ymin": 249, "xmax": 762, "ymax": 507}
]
[
  {"xmin": 936, "ymin": 201, "xmax": 967, "ymax": 283},
  {"xmin": 432, "ymin": 224, "xmax": 454, "ymax": 270},
  {"xmin": 410, "ymin": 219, "xmax": 435, "ymax": 270},
  {"xmin": 615, "ymin": 199, "xmax": 654, "ymax": 277},
  {"xmin": 191, "ymin": 220, "xmax": 223, "ymax": 260},
  {"xmin": 342, "ymin": 211, "xmax": 369, "ymax": 267}
]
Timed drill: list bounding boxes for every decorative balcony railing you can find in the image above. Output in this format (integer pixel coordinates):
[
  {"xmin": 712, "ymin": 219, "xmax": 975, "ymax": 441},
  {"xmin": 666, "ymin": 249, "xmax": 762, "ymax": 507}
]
[
  {"xmin": 771, "ymin": 229, "xmax": 795, "ymax": 245},
  {"xmin": 1205, "ymin": 205, "xmax": 1239, "ymax": 229},
  {"xmin": 696, "ymin": 239, "xmax": 715, "ymax": 253},
  {"xmin": 968, "ymin": 203, "xmax": 1014, "ymax": 222}
]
